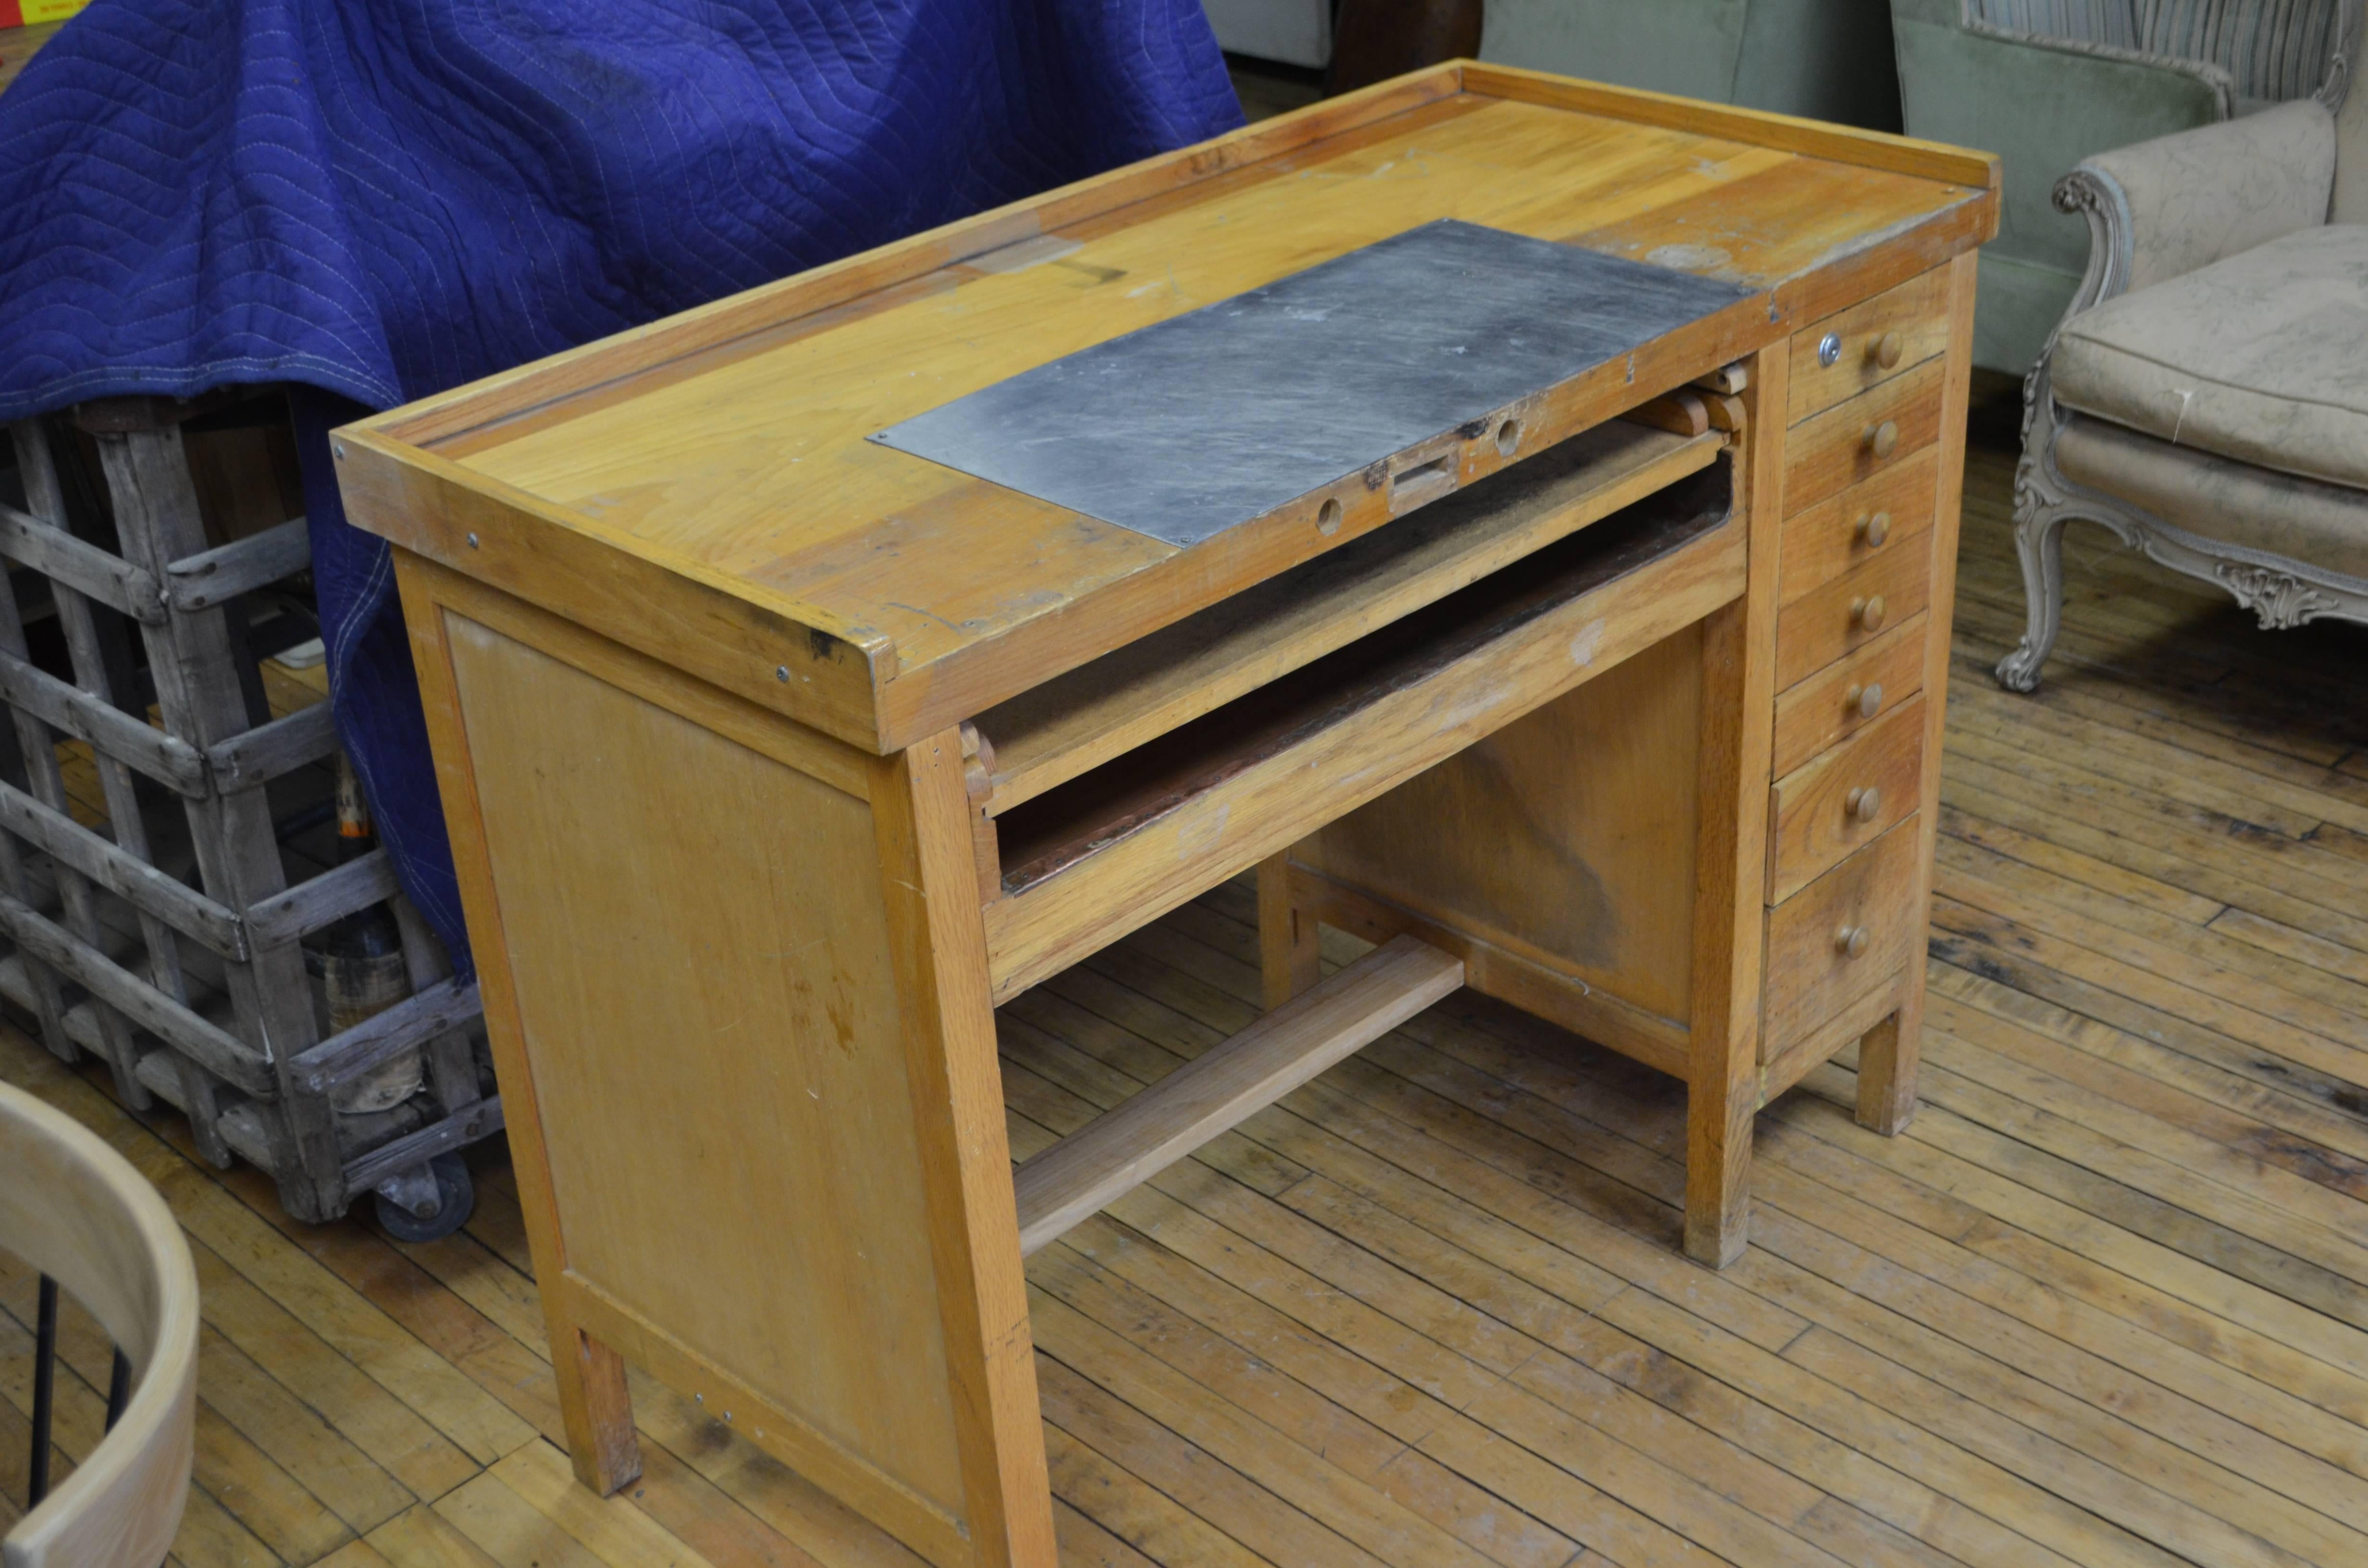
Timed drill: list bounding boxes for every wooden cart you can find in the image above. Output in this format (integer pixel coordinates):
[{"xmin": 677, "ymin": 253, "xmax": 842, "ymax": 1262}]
[
  {"xmin": 0, "ymin": 394, "xmax": 493, "ymax": 1230},
  {"xmin": 335, "ymin": 62, "xmax": 1994, "ymax": 1568}
]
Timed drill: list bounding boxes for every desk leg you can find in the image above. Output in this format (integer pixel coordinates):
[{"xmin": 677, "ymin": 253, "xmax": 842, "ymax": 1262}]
[
  {"xmin": 1684, "ymin": 598, "xmax": 1761, "ymax": 1266},
  {"xmin": 1684, "ymin": 344, "xmax": 1786, "ymax": 1267},
  {"xmin": 1855, "ymin": 1009, "xmax": 1919, "ymax": 1135},
  {"xmin": 557, "ymin": 1327, "xmax": 641, "ymax": 1494},
  {"xmin": 1258, "ymin": 851, "xmax": 1322, "ymax": 1008}
]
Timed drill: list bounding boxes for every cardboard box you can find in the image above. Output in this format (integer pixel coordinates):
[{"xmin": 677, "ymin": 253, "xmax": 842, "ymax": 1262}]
[{"xmin": 0, "ymin": 1, "xmax": 90, "ymax": 28}]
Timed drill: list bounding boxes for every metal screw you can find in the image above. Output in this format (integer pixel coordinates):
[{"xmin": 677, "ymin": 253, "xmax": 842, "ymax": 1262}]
[
  {"xmin": 1817, "ymin": 331, "xmax": 1842, "ymax": 368},
  {"xmin": 466, "ymin": 533, "xmax": 480, "ymax": 549},
  {"xmin": 776, "ymin": 665, "xmax": 790, "ymax": 682},
  {"xmin": 332, "ymin": 441, "xmax": 347, "ymax": 460},
  {"xmin": 694, "ymin": 1393, "xmax": 703, "ymax": 1403}
]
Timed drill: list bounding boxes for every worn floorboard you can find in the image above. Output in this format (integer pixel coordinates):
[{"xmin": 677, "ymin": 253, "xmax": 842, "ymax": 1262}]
[{"xmin": 7, "ymin": 373, "xmax": 2368, "ymax": 1567}]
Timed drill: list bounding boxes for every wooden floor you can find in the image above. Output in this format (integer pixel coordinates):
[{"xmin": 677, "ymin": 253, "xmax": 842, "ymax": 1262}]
[{"xmin": 12, "ymin": 377, "xmax": 2368, "ymax": 1568}]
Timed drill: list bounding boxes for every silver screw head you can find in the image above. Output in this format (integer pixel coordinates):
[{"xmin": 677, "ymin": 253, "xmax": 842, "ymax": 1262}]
[
  {"xmin": 466, "ymin": 532, "xmax": 480, "ymax": 549},
  {"xmin": 776, "ymin": 665, "xmax": 790, "ymax": 682},
  {"xmin": 1817, "ymin": 331, "xmax": 1843, "ymax": 368}
]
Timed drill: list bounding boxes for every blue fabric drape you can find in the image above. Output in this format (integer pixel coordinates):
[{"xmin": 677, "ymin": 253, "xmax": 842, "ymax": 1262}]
[{"xmin": 0, "ymin": 0, "xmax": 1243, "ymax": 973}]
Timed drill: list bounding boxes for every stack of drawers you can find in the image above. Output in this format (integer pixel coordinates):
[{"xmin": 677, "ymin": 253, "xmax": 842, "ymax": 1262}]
[{"xmin": 1759, "ymin": 266, "xmax": 1955, "ymax": 1094}]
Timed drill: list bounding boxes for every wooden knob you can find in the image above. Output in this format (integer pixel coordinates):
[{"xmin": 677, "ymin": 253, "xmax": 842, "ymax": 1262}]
[
  {"xmin": 1864, "ymin": 420, "xmax": 1899, "ymax": 459},
  {"xmin": 1857, "ymin": 510, "xmax": 1890, "ymax": 548},
  {"xmin": 1875, "ymin": 330, "xmax": 1904, "ymax": 369},
  {"xmin": 1845, "ymin": 681, "xmax": 1884, "ymax": 720},
  {"xmin": 1851, "ymin": 594, "xmax": 1887, "ymax": 632},
  {"xmin": 1835, "ymin": 924, "xmax": 1870, "ymax": 959},
  {"xmin": 1846, "ymin": 785, "xmax": 1882, "ymax": 822}
]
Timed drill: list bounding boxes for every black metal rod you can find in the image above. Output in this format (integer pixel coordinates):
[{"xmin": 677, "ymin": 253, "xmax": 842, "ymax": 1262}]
[
  {"xmin": 106, "ymin": 1347, "xmax": 132, "ymax": 1431},
  {"xmin": 28, "ymin": 1273, "xmax": 57, "ymax": 1507}
]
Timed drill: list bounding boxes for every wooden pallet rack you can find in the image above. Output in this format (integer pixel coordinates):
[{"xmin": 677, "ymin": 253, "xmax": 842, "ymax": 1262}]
[{"xmin": 0, "ymin": 394, "xmax": 495, "ymax": 1225}]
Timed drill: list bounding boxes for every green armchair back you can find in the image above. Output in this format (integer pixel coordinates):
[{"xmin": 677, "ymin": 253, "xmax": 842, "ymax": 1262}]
[
  {"xmin": 1481, "ymin": 0, "xmax": 1903, "ymax": 131},
  {"xmin": 1889, "ymin": 0, "xmax": 2346, "ymax": 370}
]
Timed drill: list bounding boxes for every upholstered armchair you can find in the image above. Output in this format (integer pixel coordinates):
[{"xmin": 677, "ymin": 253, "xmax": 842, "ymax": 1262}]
[
  {"xmin": 1997, "ymin": 13, "xmax": 2368, "ymax": 690},
  {"xmin": 1892, "ymin": 0, "xmax": 2348, "ymax": 369}
]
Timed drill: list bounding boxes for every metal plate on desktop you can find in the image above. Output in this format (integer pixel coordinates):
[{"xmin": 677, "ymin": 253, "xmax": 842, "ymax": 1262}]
[{"xmin": 869, "ymin": 219, "xmax": 1757, "ymax": 547}]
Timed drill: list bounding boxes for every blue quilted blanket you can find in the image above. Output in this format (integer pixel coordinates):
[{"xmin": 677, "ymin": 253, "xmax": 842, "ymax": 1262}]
[{"xmin": 0, "ymin": 0, "xmax": 1241, "ymax": 974}]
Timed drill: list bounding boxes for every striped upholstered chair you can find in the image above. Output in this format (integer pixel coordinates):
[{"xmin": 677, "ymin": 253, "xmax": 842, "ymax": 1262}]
[
  {"xmin": 1893, "ymin": 0, "xmax": 2350, "ymax": 368},
  {"xmin": 1996, "ymin": 0, "xmax": 2366, "ymax": 688}
]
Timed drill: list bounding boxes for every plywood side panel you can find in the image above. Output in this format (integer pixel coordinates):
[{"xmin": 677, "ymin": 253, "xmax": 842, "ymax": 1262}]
[
  {"xmin": 437, "ymin": 614, "xmax": 969, "ymax": 1519},
  {"xmin": 1296, "ymin": 624, "xmax": 1702, "ymax": 1023}
]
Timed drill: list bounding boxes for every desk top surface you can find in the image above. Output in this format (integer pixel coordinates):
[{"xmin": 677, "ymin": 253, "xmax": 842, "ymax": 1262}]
[{"xmin": 340, "ymin": 63, "xmax": 1997, "ymax": 753}]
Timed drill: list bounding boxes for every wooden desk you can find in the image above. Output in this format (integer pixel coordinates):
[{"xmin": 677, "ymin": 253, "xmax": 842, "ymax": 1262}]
[{"xmin": 334, "ymin": 62, "xmax": 1995, "ymax": 1568}]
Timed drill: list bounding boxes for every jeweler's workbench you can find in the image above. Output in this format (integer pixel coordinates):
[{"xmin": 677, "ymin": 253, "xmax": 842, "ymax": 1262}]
[{"xmin": 333, "ymin": 61, "xmax": 1995, "ymax": 1568}]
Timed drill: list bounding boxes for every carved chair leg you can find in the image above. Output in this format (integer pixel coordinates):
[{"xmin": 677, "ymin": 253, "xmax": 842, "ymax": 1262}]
[{"xmin": 1994, "ymin": 506, "xmax": 2073, "ymax": 693}]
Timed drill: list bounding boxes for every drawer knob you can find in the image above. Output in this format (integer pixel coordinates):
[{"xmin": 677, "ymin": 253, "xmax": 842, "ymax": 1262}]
[
  {"xmin": 1851, "ymin": 594, "xmax": 1887, "ymax": 632},
  {"xmin": 1863, "ymin": 419, "xmax": 1899, "ymax": 459},
  {"xmin": 1857, "ymin": 510, "xmax": 1891, "ymax": 548},
  {"xmin": 1845, "ymin": 681, "xmax": 1884, "ymax": 720},
  {"xmin": 1835, "ymin": 924, "xmax": 1871, "ymax": 959},
  {"xmin": 1817, "ymin": 331, "xmax": 1843, "ymax": 368},
  {"xmin": 1875, "ymin": 330, "xmax": 1904, "ymax": 369},
  {"xmin": 1846, "ymin": 785, "xmax": 1883, "ymax": 822}
]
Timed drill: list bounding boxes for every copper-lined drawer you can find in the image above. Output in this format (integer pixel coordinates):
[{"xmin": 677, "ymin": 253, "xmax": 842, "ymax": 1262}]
[
  {"xmin": 1774, "ymin": 529, "xmax": 1933, "ymax": 689},
  {"xmin": 1783, "ymin": 358, "xmax": 1945, "ymax": 515},
  {"xmin": 1762, "ymin": 815, "xmax": 1923, "ymax": 1057},
  {"xmin": 1767, "ymin": 695, "xmax": 1926, "ymax": 902},
  {"xmin": 1778, "ymin": 446, "xmax": 1938, "ymax": 607},
  {"xmin": 1771, "ymin": 612, "xmax": 1926, "ymax": 777},
  {"xmin": 1787, "ymin": 268, "xmax": 1952, "ymax": 425}
]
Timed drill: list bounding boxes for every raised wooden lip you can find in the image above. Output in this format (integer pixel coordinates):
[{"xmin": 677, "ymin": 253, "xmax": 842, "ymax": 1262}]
[{"xmin": 346, "ymin": 61, "xmax": 1994, "ymax": 457}]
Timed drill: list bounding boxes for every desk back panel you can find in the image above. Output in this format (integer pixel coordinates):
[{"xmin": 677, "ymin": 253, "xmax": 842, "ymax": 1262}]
[{"xmin": 1296, "ymin": 622, "xmax": 1702, "ymax": 1032}]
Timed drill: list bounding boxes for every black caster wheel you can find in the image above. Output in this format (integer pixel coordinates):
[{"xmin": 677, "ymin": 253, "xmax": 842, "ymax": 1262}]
[{"xmin": 374, "ymin": 1152, "xmax": 475, "ymax": 1242}]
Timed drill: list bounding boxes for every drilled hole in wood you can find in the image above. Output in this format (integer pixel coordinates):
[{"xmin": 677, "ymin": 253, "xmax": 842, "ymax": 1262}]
[
  {"xmin": 1495, "ymin": 418, "xmax": 1521, "ymax": 457},
  {"xmin": 1316, "ymin": 498, "xmax": 1342, "ymax": 536}
]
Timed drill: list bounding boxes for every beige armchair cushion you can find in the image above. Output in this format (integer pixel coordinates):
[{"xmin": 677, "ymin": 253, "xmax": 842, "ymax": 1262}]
[
  {"xmin": 2050, "ymin": 224, "xmax": 2368, "ymax": 489},
  {"xmin": 2056, "ymin": 414, "xmax": 2368, "ymax": 578}
]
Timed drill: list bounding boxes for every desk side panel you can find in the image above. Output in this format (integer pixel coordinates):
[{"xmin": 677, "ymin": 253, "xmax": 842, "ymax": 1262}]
[{"xmin": 396, "ymin": 556, "xmax": 992, "ymax": 1562}]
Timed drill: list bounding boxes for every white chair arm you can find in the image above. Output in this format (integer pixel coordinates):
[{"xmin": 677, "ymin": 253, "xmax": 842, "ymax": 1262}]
[{"xmin": 2057, "ymin": 98, "xmax": 2336, "ymax": 314}]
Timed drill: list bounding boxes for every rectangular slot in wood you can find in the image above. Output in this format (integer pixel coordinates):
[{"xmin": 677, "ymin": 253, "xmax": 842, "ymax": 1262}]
[
  {"xmin": 1013, "ymin": 934, "xmax": 1463, "ymax": 1254},
  {"xmin": 1387, "ymin": 450, "xmax": 1459, "ymax": 513},
  {"xmin": 968, "ymin": 422, "xmax": 1724, "ymax": 816},
  {"xmin": 981, "ymin": 458, "xmax": 1740, "ymax": 999}
]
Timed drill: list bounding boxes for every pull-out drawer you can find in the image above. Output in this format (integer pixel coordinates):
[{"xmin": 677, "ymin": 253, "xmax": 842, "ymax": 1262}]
[
  {"xmin": 1766, "ymin": 694, "xmax": 1926, "ymax": 902},
  {"xmin": 1771, "ymin": 612, "xmax": 1926, "ymax": 777},
  {"xmin": 1787, "ymin": 267, "xmax": 1953, "ymax": 425},
  {"xmin": 1783, "ymin": 357, "xmax": 1946, "ymax": 515},
  {"xmin": 1774, "ymin": 527, "xmax": 1934, "ymax": 689},
  {"xmin": 979, "ymin": 459, "xmax": 1740, "ymax": 1000},
  {"xmin": 1777, "ymin": 446, "xmax": 1938, "ymax": 607},
  {"xmin": 1762, "ymin": 814, "xmax": 1924, "ymax": 1059},
  {"xmin": 971, "ymin": 422, "xmax": 1726, "ymax": 815}
]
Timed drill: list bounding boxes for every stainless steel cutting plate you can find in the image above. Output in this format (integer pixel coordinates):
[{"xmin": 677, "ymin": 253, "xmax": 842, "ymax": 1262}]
[{"xmin": 869, "ymin": 219, "xmax": 1756, "ymax": 547}]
